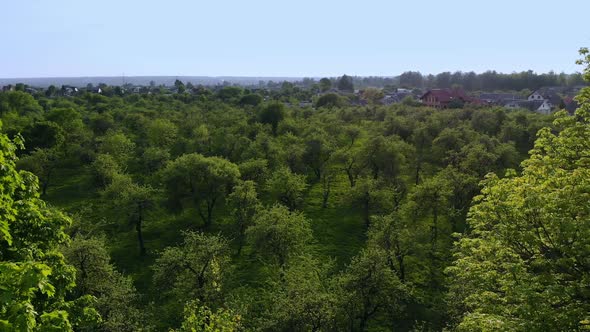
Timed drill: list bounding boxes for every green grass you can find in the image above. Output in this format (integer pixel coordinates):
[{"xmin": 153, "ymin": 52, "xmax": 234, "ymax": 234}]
[
  {"xmin": 304, "ymin": 173, "xmax": 366, "ymax": 266},
  {"xmin": 45, "ymin": 166, "xmax": 97, "ymax": 209}
]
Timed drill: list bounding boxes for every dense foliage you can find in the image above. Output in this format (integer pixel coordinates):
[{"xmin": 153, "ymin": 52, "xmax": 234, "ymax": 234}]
[
  {"xmin": 0, "ymin": 121, "xmax": 98, "ymax": 331},
  {"xmin": 2, "ymin": 51, "xmax": 590, "ymax": 331}
]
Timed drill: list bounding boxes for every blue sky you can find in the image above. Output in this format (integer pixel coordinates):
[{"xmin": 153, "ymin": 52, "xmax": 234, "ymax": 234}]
[{"xmin": 1, "ymin": 0, "xmax": 589, "ymax": 78}]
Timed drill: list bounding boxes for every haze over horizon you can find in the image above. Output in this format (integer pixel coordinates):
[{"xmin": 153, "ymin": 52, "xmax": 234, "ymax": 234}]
[{"xmin": 1, "ymin": 0, "xmax": 589, "ymax": 78}]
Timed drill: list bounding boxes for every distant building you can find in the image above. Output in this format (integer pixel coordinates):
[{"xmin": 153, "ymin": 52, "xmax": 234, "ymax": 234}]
[
  {"xmin": 62, "ymin": 85, "xmax": 78, "ymax": 96},
  {"xmin": 527, "ymin": 91, "xmax": 545, "ymax": 101},
  {"xmin": 523, "ymin": 88, "xmax": 569, "ymax": 114},
  {"xmin": 380, "ymin": 90, "xmax": 414, "ymax": 105},
  {"xmin": 504, "ymin": 99, "xmax": 552, "ymax": 115},
  {"xmin": 420, "ymin": 88, "xmax": 475, "ymax": 108},
  {"xmin": 479, "ymin": 93, "xmax": 523, "ymax": 105}
]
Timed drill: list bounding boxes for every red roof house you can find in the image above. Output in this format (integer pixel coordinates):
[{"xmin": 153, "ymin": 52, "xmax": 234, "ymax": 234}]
[{"xmin": 420, "ymin": 88, "xmax": 474, "ymax": 108}]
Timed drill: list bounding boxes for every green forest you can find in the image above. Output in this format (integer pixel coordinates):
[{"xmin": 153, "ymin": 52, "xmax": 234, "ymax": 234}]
[{"xmin": 1, "ymin": 50, "xmax": 590, "ymax": 332}]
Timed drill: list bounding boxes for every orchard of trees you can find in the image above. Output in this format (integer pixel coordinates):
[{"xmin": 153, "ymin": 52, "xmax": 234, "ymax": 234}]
[{"xmin": 1, "ymin": 49, "xmax": 590, "ymax": 331}]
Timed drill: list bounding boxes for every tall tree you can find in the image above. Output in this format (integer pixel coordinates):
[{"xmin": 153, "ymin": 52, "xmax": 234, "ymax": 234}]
[
  {"xmin": 63, "ymin": 236, "xmax": 144, "ymax": 332},
  {"xmin": 447, "ymin": 49, "xmax": 590, "ymax": 331},
  {"xmin": 153, "ymin": 231, "xmax": 230, "ymax": 304},
  {"xmin": 172, "ymin": 300, "xmax": 241, "ymax": 332},
  {"xmin": 17, "ymin": 147, "xmax": 62, "ymax": 196},
  {"xmin": 337, "ymin": 74, "xmax": 354, "ymax": 92},
  {"xmin": 319, "ymin": 77, "xmax": 332, "ymax": 92},
  {"xmin": 227, "ymin": 180, "xmax": 261, "ymax": 255},
  {"xmin": 346, "ymin": 176, "xmax": 398, "ymax": 227},
  {"xmin": 265, "ymin": 167, "xmax": 307, "ymax": 211},
  {"xmin": 258, "ymin": 102, "xmax": 285, "ymax": 136},
  {"xmin": 162, "ymin": 153, "xmax": 240, "ymax": 227},
  {"xmin": 0, "ymin": 123, "xmax": 99, "ymax": 330},
  {"xmin": 246, "ymin": 204, "xmax": 312, "ymax": 268},
  {"xmin": 102, "ymin": 173, "xmax": 156, "ymax": 256},
  {"xmin": 335, "ymin": 248, "xmax": 408, "ymax": 332}
]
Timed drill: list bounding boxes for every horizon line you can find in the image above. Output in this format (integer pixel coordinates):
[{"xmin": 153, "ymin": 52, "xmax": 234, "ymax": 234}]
[{"xmin": 0, "ymin": 70, "xmax": 584, "ymax": 81}]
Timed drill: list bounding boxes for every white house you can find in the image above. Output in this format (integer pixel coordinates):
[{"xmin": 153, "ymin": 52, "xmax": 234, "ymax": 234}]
[
  {"xmin": 527, "ymin": 91, "xmax": 545, "ymax": 101},
  {"xmin": 536, "ymin": 100, "xmax": 553, "ymax": 115}
]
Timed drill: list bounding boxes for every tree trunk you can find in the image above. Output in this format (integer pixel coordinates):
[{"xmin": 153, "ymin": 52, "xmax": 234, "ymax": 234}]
[
  {"xmin": 136, "ymin": 205, "xmax": 146, "ymax": 256},
  {"xmin": 363, "ymin": 195, "xmax": 370, "ymax": 228},
  {"xmin": 237, "ymin": 224, "xmax": 245, "ymax": 256},
  {"xmin": 41, "ymin": 180, "xmax": 49, "ymax": 196},
  {"xmin": 431, "ymin": 206, "xmax": 438, "ymax": 252},
  {"xmin": 41, "ymin": 169, "xmax": 52, "ymax": 196},
  {"xmin": 415, "ymin": 157, "xmax": 422, "ymax": 185},
  {"xmin": 314, "ymin": 167, "xmax": 321, "ymax": 180},
  {"xmin": 346, "ymin": 167, "xmax": 356, "ymax": 187},
  {"xmin": 322, "ymin": 175, "xmax": 331, "ymax": 208},
  {"xmin": 359, "ymin": 309, "xmax": 370, "ymax": 332},
  {"xmin": 371, "ymin": 162, "xmax": 379, "ymax": 180},
  {"xmin": 397, "ymin": 253, "xmax": 405, "ymax": 282},
  {"xmin": 199, "ymin": 198, "xmax": 216, "ymax": 227}
]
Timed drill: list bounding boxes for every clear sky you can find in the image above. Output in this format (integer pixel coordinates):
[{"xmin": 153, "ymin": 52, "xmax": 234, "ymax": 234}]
[{"xmin": 1, "ymin": 0, "xmax": 589, "ymax": 78}]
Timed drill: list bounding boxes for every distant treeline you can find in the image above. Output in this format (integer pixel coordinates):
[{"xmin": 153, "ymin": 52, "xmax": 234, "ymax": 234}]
[
  {"xmin": 3, "ymin": 70, "xmax": 586, "ymax": 93},
  {"xmin": 344, "ymin": 70, "xmax": 587, "ymax": 91}
]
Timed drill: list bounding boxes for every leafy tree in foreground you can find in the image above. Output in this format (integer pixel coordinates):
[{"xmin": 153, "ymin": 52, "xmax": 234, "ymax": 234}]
[
  {"xmin": 227, "ymin": 180, "xmax": 261, "ymax": 256},
  {"xmin": 447, "ymin": 48, "xmax": 590, "ymax": 331},
  {"xmin": 264, "ymin": 255, "xmax": 337, "ymax": 331},
  {"xmin": 62, "ymin": 236, "xmax": 144, "ymax": 332},
  {"xmin": 334, "ymin": 146, "xmax": 365, "ymax": 188},
  {"xmin": 238, "ymin": 158, "xmax": 268, "ymax": 185},
  {"xmin": 97, "ymin": 131, "xmax": 135, "ymax": 169},
  {"xmin": 0, "ymin": 122, "xmax": 99, "ymax": 330},
  {"xmin": 92, "ymin": 153, "xmax": 122, "ymax": 188},
  {"xmin": 153, "ymin": 231, "xmax": 230, "ymax": 305},
  {"xmin": 17, "ymin": 147, "xmax": 62, "ymax": 196},
  {"xmin": 146, "ymin": 118, "xmax": 178, "ymax": 149},
  {"xmin": 172, "ymin": 300, "xmax": 241, "ymax": 332},
  {"xmin": 246, "ymin": 204, "xmax": 312, "ymax": 268},
  {"xmin": 265, "ymin": 167, "xmax": 307, "ymax": 211},
  {"xmin": 102, "ymin": 173, "xmax": 156, "ymax": 256},
  {"xmin": 302, "ymin": 128, "xmax": 335, "ymax": 180},
  {"xmin": 335, "ymin": 248, "xmax": 408, "ymax": 332},
  {"xmin": 162, "ymin": 153, "xmax": 240, "ymax": 227},
  {"xmin": 347, "ymin": 176, "xmax": 398, "ymax": 227},
  {"xmin": 367, "ymin": 213, "xmax": 413, "ymax": 282}
]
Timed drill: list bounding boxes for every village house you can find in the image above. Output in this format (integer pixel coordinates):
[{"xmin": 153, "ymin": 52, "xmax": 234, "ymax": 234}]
[
  {"xmin": 527, "ymin": 90, "xmax": 545, "ymax": 101},
  {"xmin": 2, "ymin": 85, "xmax": 15, "ymax": 92},
  {"xmin": 504, "ymin": 99, "xmax": 553, "ymax": 115},
  {"xmin": 61, "ymin": 85, "xmax": 78, "ymax": 96},
  {"xmin": 420, "ymin": 88, "xmax": 475, "ymax": 108},
  {"xmin": 25, "ymin": 87, "xmax": 38, "ymax": 94},
  {"xmin": 521, "ymin": 88, "xmax": 571, "ymax": 114},
  {"xmin": 479, "ymin": 93, "xmax": 523, "ymax": 105},
  {"xmin": 380, "ymin": 90, "xmax": 414, "ymax": 105}
]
